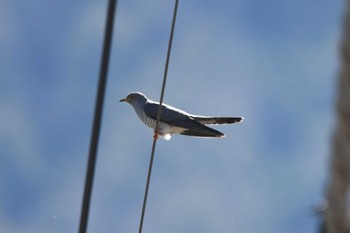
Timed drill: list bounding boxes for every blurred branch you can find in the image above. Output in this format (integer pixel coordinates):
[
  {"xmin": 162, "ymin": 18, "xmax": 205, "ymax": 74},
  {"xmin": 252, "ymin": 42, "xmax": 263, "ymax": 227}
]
[{"xmin": 324, "ymin": 1, "xmax": 350, "ymax": 232}]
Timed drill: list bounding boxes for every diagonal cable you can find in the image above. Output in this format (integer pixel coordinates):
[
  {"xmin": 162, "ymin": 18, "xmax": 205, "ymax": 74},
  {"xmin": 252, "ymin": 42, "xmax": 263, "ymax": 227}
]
[
  {"xmin": 78, "ymin": 1, "xmax": 117, "ymax": 233},
  {"xmin": 138, "ymin": 1, "xmax": 179, "ymax": 233}
]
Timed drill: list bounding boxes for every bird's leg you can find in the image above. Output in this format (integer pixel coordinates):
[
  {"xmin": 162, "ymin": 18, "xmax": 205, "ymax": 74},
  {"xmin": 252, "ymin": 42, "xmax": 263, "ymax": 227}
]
[{"xmin": 153, "ymin": 130, "xmax": 159, "ymax": 140}]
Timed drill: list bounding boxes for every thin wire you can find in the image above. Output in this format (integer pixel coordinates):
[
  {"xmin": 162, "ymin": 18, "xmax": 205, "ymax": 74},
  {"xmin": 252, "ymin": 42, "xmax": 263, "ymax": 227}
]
[
  {"xmin": 78, "ymin": 1, "xmax": 117, "ymax": 233},
  {"xmin": 156, "ymin": 0, "xmax": 179, "ymax": 120},
  {"xmin": 138, "ymin": 1, "xmax": 179, "ymax": 233}
]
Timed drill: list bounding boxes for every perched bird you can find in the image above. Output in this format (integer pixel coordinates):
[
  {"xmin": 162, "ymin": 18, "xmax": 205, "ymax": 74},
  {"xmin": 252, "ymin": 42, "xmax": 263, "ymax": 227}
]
[{"xmin": 120, "ymin": 92, "xmax": 243, "ymax": 140}]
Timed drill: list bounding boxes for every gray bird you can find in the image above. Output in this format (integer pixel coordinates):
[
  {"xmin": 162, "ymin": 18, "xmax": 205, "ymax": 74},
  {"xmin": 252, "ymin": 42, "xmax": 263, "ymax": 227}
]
[{"xmin": 120, "ymin": 92, "xmax": 243, "ymax": 140}]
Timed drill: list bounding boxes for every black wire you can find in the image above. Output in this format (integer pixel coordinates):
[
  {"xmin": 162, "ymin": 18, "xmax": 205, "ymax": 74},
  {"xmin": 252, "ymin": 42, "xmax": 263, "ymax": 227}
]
[
  {"xmin": 156, "ymin": 0, "xmax": 179, "ymax": 121},
  {"xmin": 138, "ymin": 1, "xmax": 179, "ymax": 233},
  {"xmin": 138, "ymin": 138, "xmax": 158, "ymax": 233},
  {"xmin": 78, "ymin": 1, "xmax": 117, "ymax": 233}
]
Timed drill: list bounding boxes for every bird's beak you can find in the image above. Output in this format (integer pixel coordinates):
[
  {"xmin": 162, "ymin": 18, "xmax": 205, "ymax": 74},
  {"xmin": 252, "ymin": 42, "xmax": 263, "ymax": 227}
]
[{"xmin": 119, "ymin": 98, "xmax": 126, "ymax": 102}]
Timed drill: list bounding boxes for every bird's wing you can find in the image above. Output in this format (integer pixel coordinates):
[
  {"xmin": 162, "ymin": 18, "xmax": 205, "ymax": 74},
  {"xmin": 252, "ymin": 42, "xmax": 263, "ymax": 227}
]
[
  {"xmin": 144, "ymin": 102, "xmax": 222, "ymax": 135},
  {"xmin": 144, "ymin": 102, "xmax": 194, "ymax": 127}
]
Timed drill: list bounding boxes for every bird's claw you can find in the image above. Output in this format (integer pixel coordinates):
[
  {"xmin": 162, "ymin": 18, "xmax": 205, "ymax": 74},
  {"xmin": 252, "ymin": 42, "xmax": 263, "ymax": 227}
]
[{"xmin": 153, "ymin": 130, "xmax": 159, "ymax": 140}]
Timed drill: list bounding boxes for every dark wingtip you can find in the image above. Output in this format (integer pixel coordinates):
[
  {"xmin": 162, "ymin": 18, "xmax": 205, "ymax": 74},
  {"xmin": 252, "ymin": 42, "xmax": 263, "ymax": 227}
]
[{"xmin": 180, "ymin": 129, "xmax": 225, "ymax": 138}]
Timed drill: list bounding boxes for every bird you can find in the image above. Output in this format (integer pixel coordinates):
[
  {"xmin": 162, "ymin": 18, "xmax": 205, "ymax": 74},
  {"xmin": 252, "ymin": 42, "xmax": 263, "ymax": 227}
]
[{"xmin": 120, "ymin": 92, "xmax": 243, "ymax": 140}]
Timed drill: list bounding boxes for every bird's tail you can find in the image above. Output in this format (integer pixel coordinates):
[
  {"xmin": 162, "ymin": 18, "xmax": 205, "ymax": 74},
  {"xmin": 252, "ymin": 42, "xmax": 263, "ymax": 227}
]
[{"xmin": 191, "ymin": 116, "xmax": 244, "ymax": 125}]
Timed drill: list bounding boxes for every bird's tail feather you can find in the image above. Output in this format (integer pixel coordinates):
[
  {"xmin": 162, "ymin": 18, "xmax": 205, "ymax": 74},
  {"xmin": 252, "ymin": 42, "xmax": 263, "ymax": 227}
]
[{"xmin": 191, "ymin": 116, "xmax": 244, "ymax": 125}]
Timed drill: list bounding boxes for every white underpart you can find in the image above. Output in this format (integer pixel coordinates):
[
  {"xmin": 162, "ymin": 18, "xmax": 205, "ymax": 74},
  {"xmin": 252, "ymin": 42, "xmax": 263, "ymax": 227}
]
[{"xmin": 163, "ymin": 134, "xmax": 172, "ymax": 140}]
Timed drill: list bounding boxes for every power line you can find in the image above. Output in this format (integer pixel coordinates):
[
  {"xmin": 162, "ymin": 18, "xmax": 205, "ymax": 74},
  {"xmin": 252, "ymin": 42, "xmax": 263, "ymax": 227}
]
[
  {"xmin": 138, "ymin": 1, "xmax": 179, "ymax": 233},
  {"xmin": 78, "ymin": 1, "xmax": 117, "ymax": 233}
]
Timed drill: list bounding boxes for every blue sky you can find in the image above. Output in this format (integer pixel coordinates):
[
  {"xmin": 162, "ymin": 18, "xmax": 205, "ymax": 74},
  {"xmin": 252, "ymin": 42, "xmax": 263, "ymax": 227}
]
[{"xmin": 1, "ymin": 0, "xmax": 344, "ymax": 232}]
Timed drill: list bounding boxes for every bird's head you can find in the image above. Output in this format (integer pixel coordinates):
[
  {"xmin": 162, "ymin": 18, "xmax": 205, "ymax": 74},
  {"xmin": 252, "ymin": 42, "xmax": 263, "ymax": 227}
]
[{"xmin": 119, "ymin": 92, "xmax": 147, "ymax": 105}]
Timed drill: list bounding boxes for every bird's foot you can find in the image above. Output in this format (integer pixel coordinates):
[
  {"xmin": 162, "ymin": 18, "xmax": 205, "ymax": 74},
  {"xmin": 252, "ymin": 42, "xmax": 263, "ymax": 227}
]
[{"xmin": 153, "ymin": 131, "xmax": 159, "ymax": 140}]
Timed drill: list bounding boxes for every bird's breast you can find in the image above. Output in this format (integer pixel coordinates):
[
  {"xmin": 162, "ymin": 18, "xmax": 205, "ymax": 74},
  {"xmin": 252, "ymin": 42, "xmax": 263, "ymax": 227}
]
[{"xmin": 141, "ymin": 112, "xmax": 169, "ymax": 131}]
